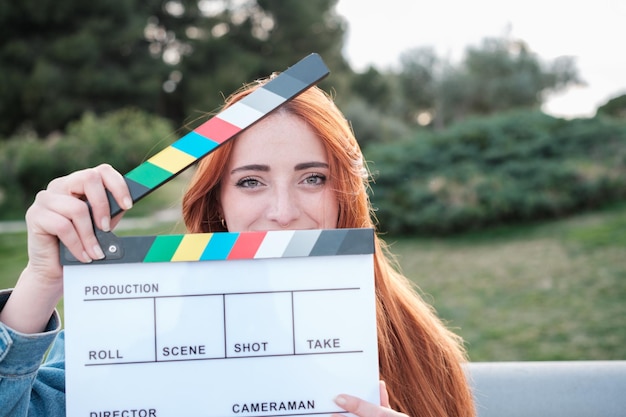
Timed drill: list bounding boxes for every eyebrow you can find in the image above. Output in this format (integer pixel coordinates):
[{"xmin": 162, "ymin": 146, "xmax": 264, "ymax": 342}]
[
  {"xmin": 294, "ymin": 161, "xmax": 329, "ymax": 170},
  {"xmin": 230, "ymin": 161, "xmax": 329, "ymax": 175},
  {"xmin": 230, "ymin": 164, "xmax": 269, "ymax": 174}
]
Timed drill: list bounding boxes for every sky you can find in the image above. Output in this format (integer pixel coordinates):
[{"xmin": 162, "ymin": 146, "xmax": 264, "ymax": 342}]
[{"xmin": 335, "ymin": 0, "xmax": 626, "ymax": 118}]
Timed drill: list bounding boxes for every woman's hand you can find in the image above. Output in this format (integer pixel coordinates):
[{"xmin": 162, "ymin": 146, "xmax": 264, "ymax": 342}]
[
  {"xmin": 26, "ymin": 164, "xmax": 131, "ymax": 273},
  {"xmin": 0, "ymin": 164, "xmax": 132, "ymax": 334},
  {"xmin": 333, "ymin": 381, "xmax": 409, "ymax": 417}
]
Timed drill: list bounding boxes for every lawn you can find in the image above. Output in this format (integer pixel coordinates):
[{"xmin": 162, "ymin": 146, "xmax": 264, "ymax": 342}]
[
  {"xmin": 1, "ymin": 201, "xmax": 625, "ymax": 362},
  {"xmin": 389, "ymin": 203, "xmax": 626, "ymax": 361}
]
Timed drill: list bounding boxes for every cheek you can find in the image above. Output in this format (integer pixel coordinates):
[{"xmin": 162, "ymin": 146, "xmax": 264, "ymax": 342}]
[
  {"xmin": 315, "ymin": 190, "xmax": 340, "ymax": 228},
  {"xmin": 219, "ymin": 189, "xmax": 250, "ymax": 230},
  {"xmin": 223, "ymin": 205, "xmax": 256, "ymax": 232}
]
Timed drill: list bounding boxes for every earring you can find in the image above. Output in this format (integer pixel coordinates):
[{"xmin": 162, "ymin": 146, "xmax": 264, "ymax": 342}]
[{"xmin": 220, "ymin": 216, "xmax": 227, "ymax": 229}]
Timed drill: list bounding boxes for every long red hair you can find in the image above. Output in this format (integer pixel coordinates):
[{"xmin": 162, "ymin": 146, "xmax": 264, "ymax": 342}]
[{"xmin": 182, "ymin": 81, "xmax": 475, "ymax": 417}]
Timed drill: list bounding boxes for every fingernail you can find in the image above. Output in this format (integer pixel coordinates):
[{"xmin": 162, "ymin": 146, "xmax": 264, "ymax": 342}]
[
  {"xmin": 334, "ymin": 395, "xmax": 347, "ymax": 407},
  {"xmin": 93, "ymin": 245, "xmax": 105, "ymax": 259},
  {"xmin": 123, "ymin": 197, "xmax": 133, "ymax": 210},
  {"xmin": 82, "ymin": 252, "xmax": 93, "ymax": 263},
  {"xmin": 101, "ymin": 217, "xmax": 111, "ymax": 232}
]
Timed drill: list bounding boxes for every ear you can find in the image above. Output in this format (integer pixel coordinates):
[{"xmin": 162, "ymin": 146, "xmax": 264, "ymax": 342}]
[{"xmin": 214, "ymin": 194, "xmax": 226, "ymax": 229}]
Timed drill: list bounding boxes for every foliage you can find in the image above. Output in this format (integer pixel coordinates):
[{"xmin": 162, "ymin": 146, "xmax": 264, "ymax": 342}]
[
  {"xmin": 341, "ymin": 97, "xmax": 411, "ymax": 147},
  {"xmin": 0, "ymin": 108, "xmax": 173, "ymax": 218},
  {"xmin": 1, "ymin": 0, "xmax": 590, "ymax": 145},
  {"xmin": 349, "ymin": 66, "xmax": 396, "ymax": 112},
  {"xmin": 0, "ymin": 0, "xmax": 169, "ymax": 137},
  {"xmin": 0, "ymin": 0, "xmax": 349, "ymax": 138},
  {"xmin": 396, "ymin": 46, "xmax": 438, "ymax": 122},
  {"xmin": 171, "ymin": 0, "xmax": 349, "ymax": 129},
  {"xmin": 391, "ymin": 36, "xmax": 582, "ymax": 128},
  {"xmin": 365, "ymin": 110, "xmax": 626, "ymax": 235},
  {"xmin": 596, "ymin": 93, "xmax": 626, "ymax": 119}
]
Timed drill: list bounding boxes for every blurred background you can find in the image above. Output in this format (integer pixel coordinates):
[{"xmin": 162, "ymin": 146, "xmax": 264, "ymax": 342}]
[
  {"xmin": 337, "ymin": 0, "xmax": 626, "ymax": 119},
  {"xmin": 0, "ymin": 0, "xmax": 624, "ymax": 362}
]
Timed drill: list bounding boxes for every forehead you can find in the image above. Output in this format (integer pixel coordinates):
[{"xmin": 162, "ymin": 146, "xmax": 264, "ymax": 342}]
[{"xmin": 229, "ymin": 112, "xmax": 327, "ymax": 162}]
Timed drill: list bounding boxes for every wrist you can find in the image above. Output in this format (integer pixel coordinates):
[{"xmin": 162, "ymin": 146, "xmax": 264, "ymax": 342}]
[{"xmin": 0, "ymin": 265, "xmax": 63, "ymax": 334}]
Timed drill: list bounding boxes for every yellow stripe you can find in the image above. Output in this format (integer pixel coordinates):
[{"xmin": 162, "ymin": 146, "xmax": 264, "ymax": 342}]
[
  {"xmin": 147, "ymin": 146, "xmax": 197, "ymax": 174},
  {"xmin": 171, "ymin": 234, "xmax": 213, "ymax": 261}
]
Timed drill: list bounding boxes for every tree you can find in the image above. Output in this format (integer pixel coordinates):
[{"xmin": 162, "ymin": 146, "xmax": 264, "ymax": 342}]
[
  {"xmin": 170, "ymin": 0, "xmax": 349, "ymax": 128},
  {"xmin": 437, "ymin": 36, "xmax": 582, "ymax": 127},
  {"xmin": 596, "ymin": 93, "xmax": 626, "ymax": 119},
  {"xmin": 397, "ymin": 47, "xmax": 439, "ymax": 124},
  {"xmin": 0, "ymin": 0, "xmax": 169, "ymax": 137},
  {"xmin": 0, "ymin": 0, "xmax": 350, "ymax": 137},
  {"xmin": 349, "ymin": 66, "xmax": 394, "ymax": 110},
  {"xmin": 393, "ymin": 36, "xmax": 583, "ymax": 129}
]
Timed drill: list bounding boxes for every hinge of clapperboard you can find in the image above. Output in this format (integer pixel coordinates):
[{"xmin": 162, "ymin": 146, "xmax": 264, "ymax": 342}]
[{"xmin": 60, "ymin": 53, "xmax": 330, "ymax": 263}]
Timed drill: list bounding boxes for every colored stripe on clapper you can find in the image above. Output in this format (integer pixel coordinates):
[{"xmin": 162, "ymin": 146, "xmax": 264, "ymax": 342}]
[
  {"xmin": 70, "ymin": 229, "xmax": 374, "ymax": 265},
  {"xmin": 107, "ymin": 53, "xmax": 329, "ymax": 216}
]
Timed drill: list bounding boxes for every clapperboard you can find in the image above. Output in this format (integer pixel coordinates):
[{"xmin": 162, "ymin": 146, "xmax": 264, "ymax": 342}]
[{"xmin": 60, "ymin": 54, "xmax": 379, "ymax": 417}]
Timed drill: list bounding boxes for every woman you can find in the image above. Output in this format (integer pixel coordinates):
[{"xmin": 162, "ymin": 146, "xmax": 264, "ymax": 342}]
[{"xmin": 0, "ymin": 80, "xmax": 475, "ymax": 417}]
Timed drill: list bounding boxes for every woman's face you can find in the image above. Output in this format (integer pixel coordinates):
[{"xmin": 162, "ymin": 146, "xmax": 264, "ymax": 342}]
[{"xmin": 219, "ymin": 111, "xmax": 339, "ymax": 232}]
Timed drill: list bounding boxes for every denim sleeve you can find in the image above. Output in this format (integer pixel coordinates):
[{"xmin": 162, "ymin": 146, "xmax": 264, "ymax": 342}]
[{"xmin": 0, "ymin": 290, "xmax": 66, "ymax": 417}]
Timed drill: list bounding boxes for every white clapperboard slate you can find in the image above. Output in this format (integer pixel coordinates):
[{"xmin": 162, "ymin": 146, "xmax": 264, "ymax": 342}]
[{"xmin": 59, "ymin": 54, "xmax": 380, "ymax": 417}]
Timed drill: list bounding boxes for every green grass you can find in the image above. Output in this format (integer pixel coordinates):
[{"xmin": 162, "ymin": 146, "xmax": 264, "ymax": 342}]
[
  {"xmin": 0, "ymin": 232, "xmax": 28, "ymax": 283},
  {"xmin": 388, "ymin": 202, "xmax": 626, "ymax": 361},
  {"xmin": 1, "ymin": 200, "xmax": 625, "ymax": 362}
]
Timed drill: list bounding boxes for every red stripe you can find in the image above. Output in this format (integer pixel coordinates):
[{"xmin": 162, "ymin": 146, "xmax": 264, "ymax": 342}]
[
  {"xmin": 227, "ymin": 231, "xmax": 267, "ymax": 259},
  {"xmin": 194, "ymin": 117, "xmax": 242, "ymax": 144}
]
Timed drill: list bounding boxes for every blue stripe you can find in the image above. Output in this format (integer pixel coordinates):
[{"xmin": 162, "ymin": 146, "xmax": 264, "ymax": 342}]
[
  {"xmin": 171, "ymin": 131, "xmax": 219, "ymax": 158},
  {"xmin": 200, "ymin": 232, "xmax": 239, "ymax": 260}
]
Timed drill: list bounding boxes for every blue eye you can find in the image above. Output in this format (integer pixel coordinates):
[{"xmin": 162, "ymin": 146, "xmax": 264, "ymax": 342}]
[
  {"xmin": 304, "ymin": 174, "xmax": 326, "ymax": 185},
  {"xmin": 236, "ymin": 177, "xmax": 261, "ymax": 188}
]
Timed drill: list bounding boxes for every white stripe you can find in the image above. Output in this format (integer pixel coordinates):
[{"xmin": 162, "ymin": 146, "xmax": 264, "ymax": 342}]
[{"xmin": 254, "ymin": 230, "xmax": 296, "ymax": 259}]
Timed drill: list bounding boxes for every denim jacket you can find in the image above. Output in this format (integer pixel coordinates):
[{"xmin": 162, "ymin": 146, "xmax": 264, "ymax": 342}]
[{"xmin": 0, "ymin": 290, "xmax": 66, "ymax": 417}]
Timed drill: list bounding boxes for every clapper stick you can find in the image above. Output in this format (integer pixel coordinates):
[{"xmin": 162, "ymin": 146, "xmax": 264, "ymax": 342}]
[
  {"xmin": 60, "ymin": 54, "xmax": 329, "ymax": 263},
  {"xmin": 107, "ymin": 53, "xmax": 329, "ymax": 217}
]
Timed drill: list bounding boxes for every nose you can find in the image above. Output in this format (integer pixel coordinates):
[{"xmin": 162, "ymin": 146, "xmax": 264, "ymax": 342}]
[{"xmin": 266, "ymin": 184, "xmax": 301, "ymax": 228}]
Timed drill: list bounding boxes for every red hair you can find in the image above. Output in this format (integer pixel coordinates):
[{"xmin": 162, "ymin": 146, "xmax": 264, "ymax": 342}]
[{"xmin": 182, "ymin": 81, "xmax": 475, "ymax": 417}]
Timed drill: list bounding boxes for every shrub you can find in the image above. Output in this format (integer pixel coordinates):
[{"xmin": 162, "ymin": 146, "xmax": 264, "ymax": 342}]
[
  {"xmin": 0, "ymin": 108, "xmax": 174, "ymax": 219},
  {"xmin": 366, "ymin": 110, "xmax": 626, "ymax": 235}
]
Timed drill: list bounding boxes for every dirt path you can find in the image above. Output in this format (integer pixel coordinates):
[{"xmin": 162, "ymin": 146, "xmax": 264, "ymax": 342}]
[{"xmin": 0, "ymin": 208, "xmax": 181, "ymax": 234}]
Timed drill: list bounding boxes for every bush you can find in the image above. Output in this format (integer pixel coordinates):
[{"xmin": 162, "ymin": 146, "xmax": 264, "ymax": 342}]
[
  {"xmin": 366, "ymin": 110, "xmax": 626, "ymax": 235},
  {"xmin": 0, "ymin": 108, "xmax": 174, "ymax": 219},
  {"xmin": 343, "ymin": 97, "xmax": 412, "ymax": 146}
]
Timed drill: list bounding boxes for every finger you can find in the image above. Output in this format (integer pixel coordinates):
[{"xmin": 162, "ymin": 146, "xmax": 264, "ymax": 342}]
[
  {"xmin": 47, "ymin": 167, "xmax": 109, "ymax": 231},
  {"xmin": 26, "ymin": 202, "xmax": 89, "ymax": 265},
  {"xmin": 83, "ymin": 170, "xmax": 117, "ymax": 232},
  {"xmin": 334, "ymin": 394, "xmax": 407, "ymax": 417},
  {"xmin": 95, "ymin": 163, "xmax": 133, "ymax": 212},
  {"xmin": 110, "ymin": 212, "xmax": 126, "ymax": 230},
  {"xmin": 44, "ymin": 212, "xmax": 95, "ymax": 264},
  {"xmin": 379, "ymin": 381, "xmax": 390, "ymax": 408},
  {"xmin": 334, "ymin": 394, "xmax": 378, "ymax": 417},
  {"xmin": 85, "ymin": 164, "xmax": 132, "ymax": 231},
  {"xmin": 47, "ymin": 164, "xmax": 131, "ymax": 232},
  {"xmin": 30, "ymin": 191, "xmax": 105, "ymax": 261}
]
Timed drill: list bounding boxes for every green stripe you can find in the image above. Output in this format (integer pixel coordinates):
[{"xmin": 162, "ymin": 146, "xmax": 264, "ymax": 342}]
[
  {"xmin": 125, "ymin": 162, "xmax": 172, "ymax": 189},
  {"xmin": 143, "ymin": 235, "xmax": 184, "ymax": 262}
]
